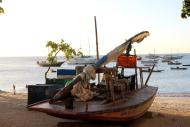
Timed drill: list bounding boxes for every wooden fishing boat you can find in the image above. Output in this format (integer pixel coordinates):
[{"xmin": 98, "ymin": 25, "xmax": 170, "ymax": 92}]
[
  {"xmin": 37, "ymin": 60, "xmax": 64, "ymax": 67},
  {"xmin": 28, "ymin": 64, "xmax": 158, "ymax": 122},
  {"xmin": 28, "ymin": 31, "xmax": 158, "ymax": 122},
  {"xmin": 28, "ymin": 85, "xmax": 157, "ymax": 122}
]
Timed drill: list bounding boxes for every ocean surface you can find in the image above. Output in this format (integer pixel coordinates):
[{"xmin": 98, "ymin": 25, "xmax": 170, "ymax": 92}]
[{"xmin": 0, "ymin": 54, "xmax": 190, "ymax": 94}]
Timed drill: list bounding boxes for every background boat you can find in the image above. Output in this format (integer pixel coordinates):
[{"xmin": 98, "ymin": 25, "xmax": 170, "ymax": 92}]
[
  {"xmin": 162, "ymin": 54, "xmax": 183, "ymax": 61},
  {"xmin": 183, "ymin": 64, "xmax": 190, "ymax": 66},
  {"xmin": 142, "ymin": 68, "xmax": 164, "ymax": 72},
  {"xmin": 170, "ymin": 66, "xmax": 187, "ymax": 70},
  {"xmin": 145, "ymin": 53, "xmax": 160, "ymax": 59},
  {"xmin": 141, "ymin": 59, "xmax": 158, "ymax": 64},
  {"xmin": 67, "ymin": 56, "xmax": 96, "ymax": 65},
  {"xmin": 167, "ymin": 61, "xmax": 182, "ymax": 65},
  {"xmin": 37, "ymin": 60, "xmax": 64, "ymax": 67}
]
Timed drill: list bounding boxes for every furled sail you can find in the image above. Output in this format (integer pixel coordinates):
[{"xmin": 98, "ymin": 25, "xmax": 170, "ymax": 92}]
[{"xmin": 95, "ymin": 31, "xmax": 149, "ymax": 67}]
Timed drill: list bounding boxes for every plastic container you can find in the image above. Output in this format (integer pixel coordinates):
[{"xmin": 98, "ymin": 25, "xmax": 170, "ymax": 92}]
[{"xmin": 117, "ymin": 54, "xmax": 137, "ymax": 68}]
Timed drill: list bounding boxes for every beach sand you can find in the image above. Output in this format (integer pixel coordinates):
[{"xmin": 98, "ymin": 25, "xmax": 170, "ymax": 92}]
[{"xmin": 0, "ymin": 92, "xmax": 190, "ymax": 127}]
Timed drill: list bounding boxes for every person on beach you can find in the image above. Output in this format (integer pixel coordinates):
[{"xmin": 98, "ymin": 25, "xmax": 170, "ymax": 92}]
[{"xmin": 13, "ymin": 84, "xmax": 16, "ymax": 95}]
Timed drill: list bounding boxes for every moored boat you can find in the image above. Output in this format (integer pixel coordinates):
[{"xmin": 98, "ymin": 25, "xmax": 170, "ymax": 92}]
[
  {"xmin": 37, "ymin": 60, "xmax": 64, "ymax": 67},
  {"xmin": 143, "ymin": 64, "xmax": 155, "ymax": 66},
  {"xmin": 145, "ymin": 53, "xmax": 159, "ymax": 59},
  {"xmin": 28, "ymin": 85, "xmax": 157, "ymax": 122},
  {"xmin": 141, "ymin": 60, "xmax": 158, "ymax": 64},
  {"xmin": 67, "ymin": 56, "xmax": 96, "ymax": 65},
  {"xmin": 167, "ymin": 61, "xmax": 182, "ymax": 65},
  {"xmin": 171, "ymin": 67, "xmax": 187, "ymax": 70},
  {"xmin": 137, "ymin": 56, "xmax": 142, "ymax": 60},
  {"xmin": 162, "ymin": 55, "xmax": 183, "ymax": 62},
  {"xmin": 28, "ymin": 31, "xmax": 157, "ymax": 122},
  {"xmin": 142, "ymin": 68, "xmax": 164, "ymax": 72},
  {"xmin": 183, "ymin": 64, "xmax": 190, "ymax": 66}
]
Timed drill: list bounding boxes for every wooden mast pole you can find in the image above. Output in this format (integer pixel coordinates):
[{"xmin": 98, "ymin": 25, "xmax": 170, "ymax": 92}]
[
  {"xmin": 94, "ymin": 16, "xmax": 100, "ymax": 82},
  {"xmin": 134, "ymin": 49, "xmax": 138, "ymax": 89},
  {"xmin": 94, "ymin": 16, "xmax": 99, "ymax": 60}
]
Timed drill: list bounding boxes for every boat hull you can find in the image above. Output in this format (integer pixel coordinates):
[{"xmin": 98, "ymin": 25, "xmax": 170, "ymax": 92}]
[
  {"xmin": 28, "ymin": 86, "xmax": 158, "ymax": 122},
  {"xmin": 37, "ymin": 61, "xmax": 64, "ymax": 67},
  {"xmin": 49, "ymin": 93, "xmax": 155, "ymax": 122}
]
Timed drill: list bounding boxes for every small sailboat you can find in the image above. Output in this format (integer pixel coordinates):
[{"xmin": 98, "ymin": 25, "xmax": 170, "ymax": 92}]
[
  {"xmin": 145, "ymin": 49, "xmax": 160, "ymax": 59},
  {"xmin": 141, "ymin": 59, "xmax": 158, "ymax": 64},
  {"xmin": 67, "ymin": 56, "xmax": 96, "ymax": 65},
  {"xmin": 162, "ymin": 54, "xmax": 183, "ymax": 61},
  {"xmin": 37, "ymin": 60, "xmax": 64, "ymax": 67}
]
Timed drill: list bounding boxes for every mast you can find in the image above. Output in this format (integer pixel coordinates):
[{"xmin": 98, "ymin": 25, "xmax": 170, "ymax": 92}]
[
  {"xmin": 94, "ymin": 16, "xmax": 100, "ymax": 82},
  {"xmin": 94, "ymin": 16, "xmax": 99, "ymax": 60},
  {"xmin": 88, "ymin": 38, "xmax": 91, "ymax": 56}
]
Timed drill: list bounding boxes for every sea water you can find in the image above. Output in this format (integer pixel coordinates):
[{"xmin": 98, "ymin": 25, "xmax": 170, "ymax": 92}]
[{"xmin": 0, "ymin": 54, "xmax": 190, "ymax": 93}]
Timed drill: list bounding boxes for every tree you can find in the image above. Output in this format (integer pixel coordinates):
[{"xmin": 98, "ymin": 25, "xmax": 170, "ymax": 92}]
[
  {"xmin": 46, "ymin": 39, "xmax": 83, "ymax": 62},
  {"xmin": 45, "ymin": 39, "xmax": 83, "ymax": 79},
  {"xmin": 181, "ymin": 0, "xmax": 190, "ymax": 18},
  {"xmin": 0, "ymin": 0, "xmax": 4, "ymax": 14}
]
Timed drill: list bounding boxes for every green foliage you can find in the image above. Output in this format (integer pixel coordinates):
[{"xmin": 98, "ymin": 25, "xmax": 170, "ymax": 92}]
[
  {"xmin": 0, "ymin": 7, "xmax": 4, "ymax": 14},
  {"xmin": 46, "ymin": 39, "xmax": 83, "ymax": 63},
  {"xmin": 76, "ymin": 49, "xmax": 84, "ymax": 57},
  {"xmin": 0, "ymin": 0, "xmax": 4, "ymax": 14},
  {"xmin": 181, "ymin": 0, "xmax": 190, "ymax": 19}
]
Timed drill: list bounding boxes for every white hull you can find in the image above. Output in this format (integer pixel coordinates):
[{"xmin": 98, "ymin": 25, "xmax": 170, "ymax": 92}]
[{"xmin": 67, "ymin": 57, "xmax": 96, "ymax": 65}]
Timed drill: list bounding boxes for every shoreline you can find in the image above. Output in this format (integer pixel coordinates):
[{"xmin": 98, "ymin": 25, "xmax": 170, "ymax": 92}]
[
  {"xmin": 3, "ymin": 89, "xmax": 190, "ymax": 97},
  {"xmin": 157, "ymin": 93, "xmax": 190, "ymax": 97}
]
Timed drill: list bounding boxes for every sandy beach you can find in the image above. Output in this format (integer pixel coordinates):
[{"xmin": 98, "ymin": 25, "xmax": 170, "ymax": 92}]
[{"xmin": 0, "ymin": 91, "xmax": 190, "ymax": 127}]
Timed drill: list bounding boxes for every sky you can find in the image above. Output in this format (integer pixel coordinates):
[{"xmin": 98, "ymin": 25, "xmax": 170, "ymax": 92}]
[{"xmin": 0, "ymin": 0, "xmax": 189, "ymax": 57}]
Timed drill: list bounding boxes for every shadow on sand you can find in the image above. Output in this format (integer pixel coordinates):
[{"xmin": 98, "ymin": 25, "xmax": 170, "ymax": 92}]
[{"xmin": 57, "ymin": 111, "xmax": 190, "ymax": 127}]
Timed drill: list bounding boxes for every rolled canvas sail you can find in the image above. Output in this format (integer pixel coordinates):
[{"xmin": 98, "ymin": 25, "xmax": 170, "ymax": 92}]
[{"xmin": 95, "ymin": 31, "xmax": 149, "ymax": 67}]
